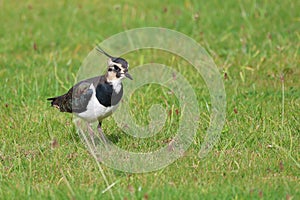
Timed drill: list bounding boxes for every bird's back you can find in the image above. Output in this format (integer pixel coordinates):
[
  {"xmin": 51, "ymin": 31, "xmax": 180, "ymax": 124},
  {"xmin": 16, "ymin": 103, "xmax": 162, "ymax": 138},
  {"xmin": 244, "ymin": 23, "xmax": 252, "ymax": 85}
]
[{"xmin": 47, "ymin": 76, "xmax": 107, "ymax": 113}]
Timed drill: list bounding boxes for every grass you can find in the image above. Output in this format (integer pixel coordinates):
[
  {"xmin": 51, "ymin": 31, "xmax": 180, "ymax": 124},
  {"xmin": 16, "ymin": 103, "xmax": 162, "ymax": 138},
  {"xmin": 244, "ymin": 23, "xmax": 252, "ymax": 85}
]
[{"xmin": 0, "ymin": 0, "xmax": 299, "ymax": 199}]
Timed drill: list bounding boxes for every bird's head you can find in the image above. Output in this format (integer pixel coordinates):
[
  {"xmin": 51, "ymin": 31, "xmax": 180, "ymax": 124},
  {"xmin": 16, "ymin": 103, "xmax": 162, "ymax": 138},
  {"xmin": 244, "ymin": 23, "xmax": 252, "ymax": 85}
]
[{"xmin": 96, "ymin": 46, "xmax": 133, "ymax": 82}]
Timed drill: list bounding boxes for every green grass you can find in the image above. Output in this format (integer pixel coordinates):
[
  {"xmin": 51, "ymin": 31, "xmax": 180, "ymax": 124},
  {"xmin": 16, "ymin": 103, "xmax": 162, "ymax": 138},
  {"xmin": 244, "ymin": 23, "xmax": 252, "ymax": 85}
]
[{"xmin": 0, "ymin": 0, "xmax": 299, "ymax": 199}]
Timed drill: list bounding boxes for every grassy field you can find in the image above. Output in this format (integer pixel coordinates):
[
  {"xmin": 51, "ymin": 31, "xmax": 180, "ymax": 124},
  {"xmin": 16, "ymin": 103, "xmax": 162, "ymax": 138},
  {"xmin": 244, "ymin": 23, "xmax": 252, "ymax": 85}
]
[{"xmin": 0, "ymin": 0, "xmax": 299, "ymax": 199}]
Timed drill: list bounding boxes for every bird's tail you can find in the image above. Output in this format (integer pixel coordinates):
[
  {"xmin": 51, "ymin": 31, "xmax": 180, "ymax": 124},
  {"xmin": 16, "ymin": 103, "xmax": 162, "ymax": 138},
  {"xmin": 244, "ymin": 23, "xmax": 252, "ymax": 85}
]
[{"xmin": 47, "ymin": 96, "xmax": 63, "ymax": 110}]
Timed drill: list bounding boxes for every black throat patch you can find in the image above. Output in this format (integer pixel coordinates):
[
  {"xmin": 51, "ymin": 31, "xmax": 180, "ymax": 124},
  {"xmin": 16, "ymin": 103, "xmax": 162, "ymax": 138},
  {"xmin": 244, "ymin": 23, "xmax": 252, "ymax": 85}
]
[{"xmin": 95, "ymin": 82, "xmax": 123, "ymax": 107}]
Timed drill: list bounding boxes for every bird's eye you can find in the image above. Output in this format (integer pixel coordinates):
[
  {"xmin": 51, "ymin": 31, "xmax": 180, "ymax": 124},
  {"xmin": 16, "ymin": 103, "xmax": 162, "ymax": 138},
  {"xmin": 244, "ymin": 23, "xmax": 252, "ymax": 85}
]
[
  {"xmin": 114, "ymin": 65, "xmax": 120, "ymax": 71},
  {"xmin": 108, "ymin": 68, "xmax": 113, "ymax": 72}
]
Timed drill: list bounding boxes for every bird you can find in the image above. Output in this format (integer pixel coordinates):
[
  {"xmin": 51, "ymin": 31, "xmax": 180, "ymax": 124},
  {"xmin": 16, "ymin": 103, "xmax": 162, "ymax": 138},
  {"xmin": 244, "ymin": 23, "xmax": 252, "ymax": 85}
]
[{"xmin": 47, "ymin": 46, "xmax": 133, "ymax": 142}]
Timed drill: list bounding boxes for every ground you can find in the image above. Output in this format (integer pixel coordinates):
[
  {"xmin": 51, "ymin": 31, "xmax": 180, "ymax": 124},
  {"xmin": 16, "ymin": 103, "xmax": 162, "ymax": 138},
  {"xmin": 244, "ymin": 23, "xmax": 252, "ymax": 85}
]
[{"xmin": 0, "ymin": 0, "xmax": 299, "ymax": 199}]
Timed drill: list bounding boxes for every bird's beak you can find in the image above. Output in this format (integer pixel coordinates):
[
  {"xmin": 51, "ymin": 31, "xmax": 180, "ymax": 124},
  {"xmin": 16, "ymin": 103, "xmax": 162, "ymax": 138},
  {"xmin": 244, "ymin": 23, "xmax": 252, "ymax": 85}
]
[{"xmin": 125, "ymin": 72, "xmax": 133, "ymax": 80}]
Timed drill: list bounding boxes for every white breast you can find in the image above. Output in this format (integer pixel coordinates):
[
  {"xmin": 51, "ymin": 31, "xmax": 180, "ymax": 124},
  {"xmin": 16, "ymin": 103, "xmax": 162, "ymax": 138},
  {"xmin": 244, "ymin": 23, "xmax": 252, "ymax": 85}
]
[{"xmin": 76, "ymin": 84, "xmax": 119, "ymax": 122}]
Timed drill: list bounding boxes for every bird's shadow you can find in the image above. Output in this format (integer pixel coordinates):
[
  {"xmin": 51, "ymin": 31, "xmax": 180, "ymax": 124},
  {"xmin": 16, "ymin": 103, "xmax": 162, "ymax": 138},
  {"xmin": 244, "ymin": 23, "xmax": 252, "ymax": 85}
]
[{"xmin": 105, "ymin": 133, "xmax": 121, "ymax": 143}]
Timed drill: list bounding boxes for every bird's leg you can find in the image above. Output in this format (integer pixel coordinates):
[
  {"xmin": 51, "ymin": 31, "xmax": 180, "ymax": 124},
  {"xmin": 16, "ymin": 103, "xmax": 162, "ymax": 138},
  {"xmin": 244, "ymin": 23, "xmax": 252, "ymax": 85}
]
[
  {"xmin": 87, "ymin": 122, "xmax": 96, "ymax": 147},
  {"xmin": 97, "ymin": 121, "xmax": 108, "ymax": 144}
]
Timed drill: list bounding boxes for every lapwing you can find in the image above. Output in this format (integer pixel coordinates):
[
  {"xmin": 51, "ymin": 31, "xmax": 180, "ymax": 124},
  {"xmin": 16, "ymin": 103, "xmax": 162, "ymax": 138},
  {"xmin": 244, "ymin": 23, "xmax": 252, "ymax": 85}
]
[{"xmin": 47, "ymin": 46, "xmax": 132, "ymax": 142}]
